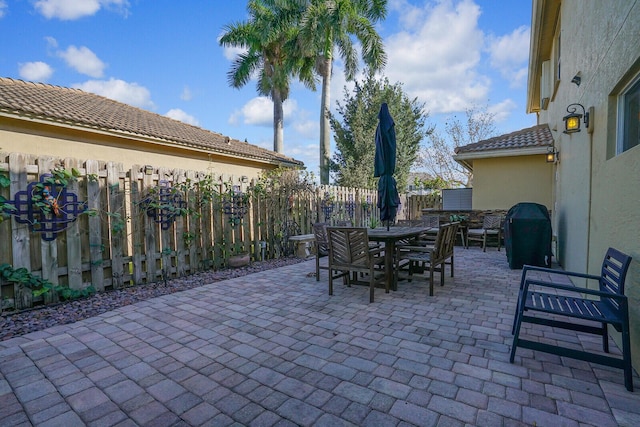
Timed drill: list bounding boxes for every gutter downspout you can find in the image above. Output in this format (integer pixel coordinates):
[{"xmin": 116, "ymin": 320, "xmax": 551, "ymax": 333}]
[{"xmin": 586, "ymin": 113, "xmax": 594, "ymax": 277}]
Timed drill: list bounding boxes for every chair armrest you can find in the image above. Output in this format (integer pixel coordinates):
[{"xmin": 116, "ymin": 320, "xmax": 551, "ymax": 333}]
[
  {"xmin": 523, "ymin": 278, "xmax": 628, "ymax": 301},
  {"xmin": 521, "ymin": 264, "xmax": 601, "ymax": 282}
]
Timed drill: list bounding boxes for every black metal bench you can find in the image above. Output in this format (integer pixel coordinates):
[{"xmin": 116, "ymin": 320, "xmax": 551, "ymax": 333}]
[{"xmin": 510, "ymin": 247, "xmax": 634, "ymax": 391}]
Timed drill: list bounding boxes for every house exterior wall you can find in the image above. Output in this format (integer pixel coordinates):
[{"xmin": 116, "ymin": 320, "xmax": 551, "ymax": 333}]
[
  {"xmin": 530, "ymin": 0, "xmax": 640, "ymax": 371},
  {"xmin": 471, "ymin": 155, "xmax": 553, "ymax": 211},
  {"xmin": 0, "ymin": 117, "xmax": 279, "ymax": 180}
]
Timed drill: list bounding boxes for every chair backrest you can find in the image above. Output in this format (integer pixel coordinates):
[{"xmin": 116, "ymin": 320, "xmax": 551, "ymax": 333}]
[
  {"xmin": 482, "ymin": 215, "xmax": 502, "ymax": 230},
  {"xmin": 313, "ymin": 222, "xmax": 329, "ymax": 255},
  {"xmin": 422, "ymin": 215, "xmax": 440, "ymax": 228},
  {"xmin": 600, "ymin": 247, "xmax": 632, "ymax": 310},
  {"xmin": 335, "ymin": 220, "xmax": 353, "ymax": 226},
  {"xmin": 442, "ymin": 222, "xmax": 459, "ymax": 256},
  {"xmin": 432, "ymin": 222, "xmax": 458, "ymax": 261},
  {"xmin": 326, "ymin": 227, "xmax": 371, "ymax": 268}
]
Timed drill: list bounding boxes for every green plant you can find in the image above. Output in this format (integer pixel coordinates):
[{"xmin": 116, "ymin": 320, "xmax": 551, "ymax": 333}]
[
  {"xmin": 450, "ymin": 214, "xmax": 468, "ymax": 223},
  {"xmin": 30, "ymin": 167, "xmax": 81, "ymax": 217},
  {"xmin": 0, "ymin": 173, "xmax": 16, "ymax": 223},
  {"xmin": 231, "ymin": 241, "xmax": 248, "ymax": 255},
  {"xmin": 0, "ymin": 263, "xmax": 96, "ymax": 305},
  {"xmin": 183, "ymin": 231, "xmax": 196, "ymax": 247}
]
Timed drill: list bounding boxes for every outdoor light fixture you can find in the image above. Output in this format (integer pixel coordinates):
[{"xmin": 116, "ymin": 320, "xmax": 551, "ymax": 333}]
[
  {"xmin": 144, "ymin": 165, "xmax": 154, "ymax": 175},
  {"xmin": 563, "ymin": 103, "xmax": 589, "ymax": 134},
  {"xmin": 546, "ymin": 147, "xmax": 559, "ymax": 163}
]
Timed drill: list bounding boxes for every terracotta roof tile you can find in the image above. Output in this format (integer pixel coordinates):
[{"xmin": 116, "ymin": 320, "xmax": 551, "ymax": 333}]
[
  {"xmin": 0, "ymin": 77, "xmax": 302, "ymax": 167},
  {"xmin": 455, "ymin": 124, "xmax": 553, "ymax": 155}
]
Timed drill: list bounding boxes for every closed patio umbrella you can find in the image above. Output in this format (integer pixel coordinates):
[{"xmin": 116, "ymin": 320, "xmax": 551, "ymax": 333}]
[{"xmin": 374, "ymin": 103, "xmax": 400, "ymax": 230}]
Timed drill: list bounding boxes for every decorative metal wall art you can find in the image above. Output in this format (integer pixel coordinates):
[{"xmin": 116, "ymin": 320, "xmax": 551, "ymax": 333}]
[
  {"xmin": 10, "ymin": 173, "xmax": 87, "ymax": 241},
  {"xmin": 320, "ymin": 191, "xmax": 334, "ymax": 219},
  {"xmin": 140, "ymin": 181, "xmax": 186, "ymax": 230},
  {"xmin": 222, "ymin": 185, "xmax": 249, "ymax": 226}
]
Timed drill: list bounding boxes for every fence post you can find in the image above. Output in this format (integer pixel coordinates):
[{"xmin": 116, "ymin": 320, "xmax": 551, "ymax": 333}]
[{"xmin": 86, "ymin": 159, "xmax": 105, "ymax": 291}]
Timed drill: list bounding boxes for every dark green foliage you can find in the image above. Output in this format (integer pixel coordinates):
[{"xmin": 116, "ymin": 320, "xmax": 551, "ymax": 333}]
[
  {"xmin": 0, "ymin": 263, "xmax": 96, "ymax": 304},
  {"xmin": 330, "ymin": 70, "xmax": 432, "ymax": 191}
]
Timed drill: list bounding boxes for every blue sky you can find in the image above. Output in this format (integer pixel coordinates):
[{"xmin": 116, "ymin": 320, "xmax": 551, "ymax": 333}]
[{"xmin": 0, "ymin": 0, "xmax": 536, "ymax": 178}]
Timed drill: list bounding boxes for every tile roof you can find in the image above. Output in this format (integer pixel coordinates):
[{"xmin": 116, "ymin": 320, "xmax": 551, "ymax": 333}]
[
  {"xmin": 0, "ymin": 77, "xmax": 303, "ymax": 167},
  {"xmin": 454, "ymin": 124, "xmax": 553, "ymax": 155}
]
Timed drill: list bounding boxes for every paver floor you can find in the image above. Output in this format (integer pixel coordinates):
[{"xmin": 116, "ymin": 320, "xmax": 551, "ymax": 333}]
[{"xmin": 1, "ymin": 248, "xmax": 639, "ymax": 426}]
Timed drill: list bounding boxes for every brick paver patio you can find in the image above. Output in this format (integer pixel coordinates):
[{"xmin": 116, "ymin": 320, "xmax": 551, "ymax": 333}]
[{"xmin": 1, "ymin": 248, "xmax": 638, "ymax": 426}]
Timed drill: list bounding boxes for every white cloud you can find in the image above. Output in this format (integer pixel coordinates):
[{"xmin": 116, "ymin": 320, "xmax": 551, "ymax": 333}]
[
  {"xmin": 165, "ymin": 109, "xmax": 199, "ymax": 126},
  {"xmin": 229, "ymin": 97, "xmax": 297, "ymax": 126},
  {"xmin": 57, "ymin": 45, "xmax": 106, "ymax": 78},
  {"xmin": 235, "ymin": 97, "xmax": 272, "ymax": 126},
  {"xmin": 487, "ymin": 98, "xmax": 517, "ymax": 123},
  {"xmin": 222, "ymin": 44, "xmax": 246, "ymax": 62},
  {"xmin": 73, "ymin": 78, "xmax": 154, "ymax": 109},
  {"xmin": 45, "ymin": 36, "xmax": 58, "ymax": 49},
  {"xmin": 180, "ymin": 86, "xmax": 192, "ymax": 101},
  {"xmin": 488, "ymin": 25, "xmax": 530, "ymax": 87},
  {"xmin": 34, "ymin": 0, "xmax": 129, "ymax": 20},
  {"xmin": 18, "ymin": 61, "xmax": 54, "ymax": 81},
  {"xmin": 0, "ymin": 1, "xmax": 7, "ymax": 18},
  {"xmin": 293, "ymin": 119, "xmax": 318, "ymax": 139},
  {"xmin": 385, "ymin": 0, "xmax": 489, "ymax": 113}
]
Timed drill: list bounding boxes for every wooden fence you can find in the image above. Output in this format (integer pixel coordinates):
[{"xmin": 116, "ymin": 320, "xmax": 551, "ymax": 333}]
[{"xmin": 0, "ymin": 153, "xmax": 381, "ymax": 310}]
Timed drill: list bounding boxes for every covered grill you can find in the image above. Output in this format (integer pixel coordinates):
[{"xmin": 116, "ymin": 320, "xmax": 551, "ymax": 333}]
[{"xmin": 504, "ymin": 202, "xmax": 552, "ymax": 269}]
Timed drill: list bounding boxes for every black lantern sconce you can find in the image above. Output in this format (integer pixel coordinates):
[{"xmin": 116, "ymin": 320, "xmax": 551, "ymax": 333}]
[
  {"xmin": 546, "ymin": 146, "xmax": 559, "ymax": 163},
  {"xmin": 563, "ymin": 103, "xmax": 589, "ymax": 134}
]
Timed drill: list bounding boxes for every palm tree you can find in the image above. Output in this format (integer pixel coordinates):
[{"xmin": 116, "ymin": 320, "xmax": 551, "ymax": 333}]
[
  {"xmin": 299, "ymin": 0, "xmax": 387, "ymax": 184},
  {"xmin": 219, "ymin": 0, "xmax": 315, "ymax": 154}
]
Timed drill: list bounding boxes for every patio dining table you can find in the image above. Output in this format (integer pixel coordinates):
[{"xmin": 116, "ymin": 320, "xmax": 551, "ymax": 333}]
[{"xmin": 367, "ymin": 226, "xmax": 430, "ymax": 291}]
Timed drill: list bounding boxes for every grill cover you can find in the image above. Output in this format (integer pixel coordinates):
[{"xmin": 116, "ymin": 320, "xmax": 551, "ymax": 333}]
[{"xmin": 504, "ymin": 202, "xmax": 552, "ymax": 269}]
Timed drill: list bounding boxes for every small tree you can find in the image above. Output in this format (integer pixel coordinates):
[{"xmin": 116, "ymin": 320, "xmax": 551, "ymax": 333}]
[
  {"xmin": 330, "ymin": 71, "xmax": 432, "ymax": 191},
  {"xmin": 418, "ymin": 105, "xmax": 496, "ymax": 188}
]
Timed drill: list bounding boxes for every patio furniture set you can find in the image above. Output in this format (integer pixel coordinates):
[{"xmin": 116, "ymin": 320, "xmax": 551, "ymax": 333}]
[
  {"xmin": 311, "ymin": 220, "xmax": 636, "ymax": 392},
  {"xmin": 312, "ymin": 220, "xmax": 461, "ymax": 302}
]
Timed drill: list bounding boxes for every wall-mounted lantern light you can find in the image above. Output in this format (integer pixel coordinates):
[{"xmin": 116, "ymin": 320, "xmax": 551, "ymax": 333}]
[
  {"xmin": 144, "ymin": 165, "xmax": 154, "ymax": 175},
  {"xmin": 546, "ymin": 147, "xmax": 559, "ymax": 163},
  {"xmin": 563, "ymin": 103, "xmax": 589, "ymax": 134}
]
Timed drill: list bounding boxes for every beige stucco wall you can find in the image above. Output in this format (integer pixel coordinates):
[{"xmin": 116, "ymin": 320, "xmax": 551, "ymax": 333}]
[
  {"xmin": 471, "ymin": 154, "xmax": 553, "ymax": 211},
  {"xmin": 0, "ymin": 117, "xmax": 280, "ymax": 180},
  {"xmin": 533, "ymin": 0, "xmax": 640, "ymax": 371}
]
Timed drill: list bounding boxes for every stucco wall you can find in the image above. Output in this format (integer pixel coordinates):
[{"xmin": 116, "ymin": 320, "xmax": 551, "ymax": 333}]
[
  {"xmin": 471, "ymin": 155, "xmax": 553, "ymax": 211},
  {"xmin": 0, "ymin": 117, "xmax": 279, "ymax": 180},
  {"xmin": 534, "ymin": 0, "xmax": 640, "ymax": 372}
]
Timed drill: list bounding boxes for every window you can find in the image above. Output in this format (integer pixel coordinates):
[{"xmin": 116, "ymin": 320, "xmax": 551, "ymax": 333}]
[{"xmin": 618, "ymin": 77, "xmax": 640, "ymax": 154}]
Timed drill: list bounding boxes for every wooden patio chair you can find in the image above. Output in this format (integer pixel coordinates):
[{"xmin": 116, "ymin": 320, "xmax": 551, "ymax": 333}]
[
  {"xmin": 396, "ymin": 222, "xmax": 459, "ymax": 296},
  {"xmin": 313, "ymin": 222, "xmax": 329, "ymax": 281},
  {"xmin": 326, "ymin": 227, "xmax": 385, "ymax": 303},
  {"xmin": 466, "ymin": 215, "xmax": 502, "ymax": 251},
  {"xmin": 510, "ymin": 247, "xmax": 633, "ymax": 391}
]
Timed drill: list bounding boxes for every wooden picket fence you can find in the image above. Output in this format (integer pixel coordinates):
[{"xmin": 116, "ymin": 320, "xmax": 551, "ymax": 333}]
[
  {"xmin": 404, "ymin": 193, "xmax": 442, "ymax": 219},
  {"xmin": 0, "ymin": 153, "xmax": 380, "ymax": 310}
]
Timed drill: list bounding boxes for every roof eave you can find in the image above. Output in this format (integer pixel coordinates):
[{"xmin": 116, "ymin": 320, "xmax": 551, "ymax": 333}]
[
  {"xmin": 454, "ymin": 146, "xmax": 550, "ymax": 163},
  {"xmin": 0, "ymin": 110, "xmax": 303, "ymax": 168},
  {"xmin": 526, "ymin": 0, "xmax": 561, "ymax": 114}
]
